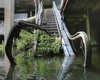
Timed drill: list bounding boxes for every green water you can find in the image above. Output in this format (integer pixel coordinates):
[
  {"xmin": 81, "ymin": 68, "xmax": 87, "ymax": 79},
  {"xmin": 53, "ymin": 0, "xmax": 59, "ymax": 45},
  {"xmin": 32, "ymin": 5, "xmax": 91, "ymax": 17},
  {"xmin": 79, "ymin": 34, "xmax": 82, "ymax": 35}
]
[{"xmin": 0, "ymin": 48, "xmax": 100, "ymax": 80}]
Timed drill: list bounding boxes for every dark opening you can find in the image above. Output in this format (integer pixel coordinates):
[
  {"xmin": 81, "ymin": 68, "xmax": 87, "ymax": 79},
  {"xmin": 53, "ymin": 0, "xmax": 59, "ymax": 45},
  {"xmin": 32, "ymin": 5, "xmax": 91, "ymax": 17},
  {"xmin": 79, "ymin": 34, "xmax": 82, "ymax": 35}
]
[
  {"xmin": 0, "ymin": 35, "xmax": 4, "ymax": 44},
  {"xmin": 0, "ymin": 8, "xmax": 4, "ymax": 21}
]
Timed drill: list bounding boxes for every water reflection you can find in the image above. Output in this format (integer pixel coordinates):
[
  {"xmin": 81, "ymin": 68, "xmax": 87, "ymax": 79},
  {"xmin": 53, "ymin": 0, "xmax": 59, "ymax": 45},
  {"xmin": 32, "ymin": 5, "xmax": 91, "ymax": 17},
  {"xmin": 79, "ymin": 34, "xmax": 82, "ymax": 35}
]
[
  {"xmin": 57, "ymin": 56, "xmax": 87, "ymax": 80},
  {"xmin": 5, "ymin": 66, "xmax": 15, "ymax": 80},
  {"xmin": 57, "ymin": 54, "xmax": 100, "ymax": 80},
  {"xmin": 0, "ymin": 53, "xmax": 100, "ymax": 80},
  {"xmin": 2, "ymin": 56, "xmax": 63, "ymax": 80},
  {"xmin": 57, "ymin": 56, "xmax": 74, "ymax": 80}
]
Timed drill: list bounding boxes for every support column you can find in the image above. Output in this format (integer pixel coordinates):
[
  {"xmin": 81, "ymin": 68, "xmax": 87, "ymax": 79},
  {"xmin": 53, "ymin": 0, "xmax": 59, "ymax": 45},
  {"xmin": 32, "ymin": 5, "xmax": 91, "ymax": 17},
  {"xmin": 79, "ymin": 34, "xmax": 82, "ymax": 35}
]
[
  {"xmin": 29, "ymin": 11, "xmax": 33, "ymax": 17},
  {"xmin": 4, "ymin": 0, "xmax": 15, "ymax": 39},
  {"xmin": 86, "ymin": 11, "xmax": 91, "ymax": 40},
  {"xmin": 4, "ymin": 0, "xmax": 15, "ymax": 68},
  {"xmin": 34, "ymin": 0, "xmax": 38, "ymax": 23}
]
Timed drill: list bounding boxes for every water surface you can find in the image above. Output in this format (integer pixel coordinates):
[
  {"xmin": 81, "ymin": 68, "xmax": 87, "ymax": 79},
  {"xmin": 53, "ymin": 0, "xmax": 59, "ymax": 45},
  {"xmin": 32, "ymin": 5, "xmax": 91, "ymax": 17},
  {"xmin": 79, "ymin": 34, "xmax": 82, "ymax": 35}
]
[{"xmin": 0, "ymin": 48, "xmax": 100, "ymax": 80}]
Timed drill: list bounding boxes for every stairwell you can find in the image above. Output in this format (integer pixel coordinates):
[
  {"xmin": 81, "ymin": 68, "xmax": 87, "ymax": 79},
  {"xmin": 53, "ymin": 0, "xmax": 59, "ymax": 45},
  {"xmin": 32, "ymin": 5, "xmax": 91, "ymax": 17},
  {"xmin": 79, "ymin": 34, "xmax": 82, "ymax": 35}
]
[{"xmin": 42, "ymin": 9, "xmax": 59, "ymax": 36}]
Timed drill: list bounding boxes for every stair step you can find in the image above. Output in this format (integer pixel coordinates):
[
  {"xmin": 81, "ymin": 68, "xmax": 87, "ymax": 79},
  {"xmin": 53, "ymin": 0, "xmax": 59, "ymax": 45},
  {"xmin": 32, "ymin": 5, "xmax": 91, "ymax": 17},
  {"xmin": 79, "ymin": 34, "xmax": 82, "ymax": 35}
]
[
  {"xmin": 42, "ymin": 8, "xmax": 59, "ymax": 37},
  {"xmin": 42, "ymin": 26, "xmax": 57, "ymax": 28},
  {"xmin": 42, "ymin": 19, "xmax": 55, "ymax": 22},
  {"xmin": 43, "ymin": 24, "xmax": 56, "ymax": 26},
  {"xmin": 45, "ymin": 28, "xmax": 58, "ymax": 32},
  {"xmin": 42, "ymin": 23, "xmax": 56, "ymax": 25},
  {"xmin": 50, "ymin": 33, "xmax": 59, "ymax": 36},
  {"xmin": 42, "ymin": 22, "xmax": 56, "ymax": 24},
  {"xmin": 43, "ymin": 27, "xmax": 58, "ymax": 30}
]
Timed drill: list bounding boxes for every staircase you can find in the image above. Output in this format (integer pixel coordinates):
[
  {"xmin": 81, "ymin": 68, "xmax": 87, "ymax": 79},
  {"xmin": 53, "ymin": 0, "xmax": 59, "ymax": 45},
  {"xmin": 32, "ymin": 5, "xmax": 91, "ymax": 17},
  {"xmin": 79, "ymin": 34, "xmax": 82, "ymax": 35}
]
[{"xmin": 42, "ymin": 9, "xmax": 59, "ymax": 36}]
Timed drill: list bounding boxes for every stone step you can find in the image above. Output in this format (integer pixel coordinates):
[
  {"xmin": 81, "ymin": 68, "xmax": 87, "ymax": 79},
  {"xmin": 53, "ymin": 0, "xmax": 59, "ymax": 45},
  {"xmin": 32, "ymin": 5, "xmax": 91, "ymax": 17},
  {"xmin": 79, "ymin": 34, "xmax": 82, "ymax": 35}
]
[
  {"xmin": 46, "ymin": 30, "xmax": 58, "ymax": 33},
  {"xmin": 42, "ymin": 19, "xmax": 55, "ymax": 21},
  {"xmin": 42, "ymin": 21, "xmax": 56, "ymax": 23}
]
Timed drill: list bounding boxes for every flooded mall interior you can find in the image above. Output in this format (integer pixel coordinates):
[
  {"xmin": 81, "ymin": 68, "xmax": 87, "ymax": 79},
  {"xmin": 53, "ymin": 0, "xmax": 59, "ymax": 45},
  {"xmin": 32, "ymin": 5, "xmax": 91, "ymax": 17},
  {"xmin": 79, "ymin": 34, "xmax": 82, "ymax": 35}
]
[{"xmin": 0, "ymin": 0, "xmax": 100, "ymax": 80}]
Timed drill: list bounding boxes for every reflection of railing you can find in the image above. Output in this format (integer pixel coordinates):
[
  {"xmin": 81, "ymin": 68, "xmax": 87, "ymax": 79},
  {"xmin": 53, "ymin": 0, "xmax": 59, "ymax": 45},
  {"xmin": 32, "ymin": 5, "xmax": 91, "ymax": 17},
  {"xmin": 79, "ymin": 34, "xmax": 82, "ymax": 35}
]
[
  {"xmin": 53, "ymin": 1, "xmax": 91, "ymax": 68},
  {"xmin": 57, "ymin": 56, "xmax": 74, "ymax": 80}
]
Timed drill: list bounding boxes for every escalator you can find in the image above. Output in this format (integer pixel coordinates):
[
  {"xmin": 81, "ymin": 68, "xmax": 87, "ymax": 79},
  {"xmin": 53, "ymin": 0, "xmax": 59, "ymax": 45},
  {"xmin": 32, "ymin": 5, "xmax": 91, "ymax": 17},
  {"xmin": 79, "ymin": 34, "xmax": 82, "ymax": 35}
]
[{"xmin": 5, "ymin": 0, "xmax": 91, "ymax": 68}]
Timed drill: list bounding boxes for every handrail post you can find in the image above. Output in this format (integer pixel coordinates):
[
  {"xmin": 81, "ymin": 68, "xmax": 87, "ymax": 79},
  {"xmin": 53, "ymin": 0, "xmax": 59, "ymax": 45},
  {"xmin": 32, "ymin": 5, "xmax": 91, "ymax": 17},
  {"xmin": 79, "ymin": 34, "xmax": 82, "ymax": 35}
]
[
  {"xmin": 34, "ymin": 0, "xmax": 38, "ymax": 24},
  {"xmin": 33, "ymin": 0, "xmax": 43, "ymax": 51}
]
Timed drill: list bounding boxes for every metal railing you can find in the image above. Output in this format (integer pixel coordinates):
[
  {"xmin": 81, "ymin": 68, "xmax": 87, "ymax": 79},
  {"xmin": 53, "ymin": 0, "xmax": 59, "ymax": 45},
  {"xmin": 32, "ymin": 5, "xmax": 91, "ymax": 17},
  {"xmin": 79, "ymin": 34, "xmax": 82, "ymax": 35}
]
[
  {"xmin": 53, "ymin": 1, "xmax": 74, "ymax": 57},
  {"xmin": 34, "ymin": 0, "xmax": 43, "ymax": 50},
  {"xmin": 36, "ymin": 0, "xmax": 43, "ymax": 25},
  {"xmin": 53, "ymin": 1, "xmax": 91, "ymax": 67}
]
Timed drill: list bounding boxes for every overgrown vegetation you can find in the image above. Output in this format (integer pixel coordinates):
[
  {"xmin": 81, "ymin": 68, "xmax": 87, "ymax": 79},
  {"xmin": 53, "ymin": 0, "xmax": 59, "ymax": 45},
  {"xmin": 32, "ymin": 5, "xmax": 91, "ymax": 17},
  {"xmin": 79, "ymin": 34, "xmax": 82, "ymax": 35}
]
[
  {"xmin": 0, "ymin": 44, "xmax": 2, "ymax": 55},
  {"xmin": 15, "ymin": 29, "xmax": 62, "ymax": 78},
  {"xmin": 36, "ymin": 32, "xmax": 61, "ymax": 56},
  {"xmin": 15, "ymin": 29, "xmax": 62, "ymax": 57},
  {"xmin": 0, "ymin": 42, "xmax": 4, "ymax": 56},
  {"xmin": 16, "ymin": 55, "xmax": 62, "ymax": 80}
]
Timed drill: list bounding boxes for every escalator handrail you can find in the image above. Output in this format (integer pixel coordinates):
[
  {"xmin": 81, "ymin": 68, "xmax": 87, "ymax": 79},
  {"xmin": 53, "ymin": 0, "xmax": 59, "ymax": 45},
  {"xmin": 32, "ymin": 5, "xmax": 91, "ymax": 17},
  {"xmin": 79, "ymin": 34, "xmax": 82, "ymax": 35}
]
[{"xmin": 53, "ymin": 1, "xmax": 91, "ymax": 68}]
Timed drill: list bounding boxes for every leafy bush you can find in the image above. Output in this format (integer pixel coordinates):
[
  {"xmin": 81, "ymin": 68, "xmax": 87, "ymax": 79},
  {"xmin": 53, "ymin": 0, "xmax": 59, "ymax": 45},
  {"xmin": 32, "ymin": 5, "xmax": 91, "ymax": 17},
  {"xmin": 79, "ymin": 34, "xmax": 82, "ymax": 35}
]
[
  {"xmin": 16, "ymin": 29, "xmax": 62, "ymax": 56},
  {"xmin": 0, "ymin": 44, "xmax": 2, "ymax": 55},
  {"xmin": 0, "ymin": 42, "xmax": 4, "ymax": 56},
  {"xmin": 16, "ymin": 30, "xmax": 34, "ymax": 51},
  {"xmin": 36, "ymin": 32, "xmax": 62, "ymax": 55}
]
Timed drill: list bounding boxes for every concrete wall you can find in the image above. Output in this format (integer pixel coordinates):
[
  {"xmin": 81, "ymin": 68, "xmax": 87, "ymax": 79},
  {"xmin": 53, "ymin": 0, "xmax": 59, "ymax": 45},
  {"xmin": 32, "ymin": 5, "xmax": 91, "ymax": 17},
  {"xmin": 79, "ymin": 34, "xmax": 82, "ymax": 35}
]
[
  {"xmin": 0, "ymin": 0, "xmax": 15, "ymax": 68},
  {"xmin": 0, "ymin": 0, "xmax": 15, "ymax": 41},
  {"xmin": 4, "ymin": 0, "xmax": 15, "ymax": 42},
  {"xmin": 0, "ymin": 21, "xmax": 4, "ymax": 35},
  {"xmin": 90, "ymin": 10, "xmax": 100, "ymax": 48}
]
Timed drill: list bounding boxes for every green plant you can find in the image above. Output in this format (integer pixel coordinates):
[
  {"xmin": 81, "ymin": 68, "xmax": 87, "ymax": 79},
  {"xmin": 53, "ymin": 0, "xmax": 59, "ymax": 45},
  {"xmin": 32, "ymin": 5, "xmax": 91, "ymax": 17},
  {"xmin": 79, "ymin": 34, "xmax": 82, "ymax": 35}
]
[
  {"xmin": 36, "ymin": 32, "xmax": 62, "ymax": 55},
  {"xmin": 15, "ymin": 29, "xmax": 62, "ymax": 57},
  {"xmin": 0, "ymin": 42, "xmax": 4, "ymax": 56},
  {"xmin": 16, "ymin": 30, "xmax": 35, "ymax": 51}
]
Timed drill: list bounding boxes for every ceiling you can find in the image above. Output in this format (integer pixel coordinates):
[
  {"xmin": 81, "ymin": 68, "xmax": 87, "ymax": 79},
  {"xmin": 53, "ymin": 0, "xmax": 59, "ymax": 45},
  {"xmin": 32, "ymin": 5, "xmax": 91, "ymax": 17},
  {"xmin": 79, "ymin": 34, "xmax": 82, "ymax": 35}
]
[
  {"xmin": 15, "ymin": 0, "xmax": 52, "ymax": 12},
  {"xmin": 15, "ymin": 0, "xmax": 35, "ymax": 12},
  {"xmin": 64, "ymin": 0, "xmax": 100, "ymax": 15},
  {"xmin": 0, "ymin": 0, "xmax": 100, "ymax": 20},
  {"xmin": 0, "ymin": 0, "xmax": 53, "ymax": 20}
]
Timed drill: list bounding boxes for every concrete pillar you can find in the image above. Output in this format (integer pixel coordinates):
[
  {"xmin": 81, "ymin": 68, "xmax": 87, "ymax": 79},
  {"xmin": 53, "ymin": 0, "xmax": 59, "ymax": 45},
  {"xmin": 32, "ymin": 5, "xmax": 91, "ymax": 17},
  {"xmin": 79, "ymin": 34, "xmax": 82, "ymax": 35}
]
[
  {"xmin": 3, "ymin": 0, "xmax": 15, "ymax": 68},
  {"xmin": 29, "ymin": 11, "xmax": 33, "ymax": 17},
  {"xmin": 4, "ymin": 0, "xmax": 15, "ymax": 40},
  {"xmin": 86, "ymin": 11, "xmax": 91, "ymax": 40}
]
